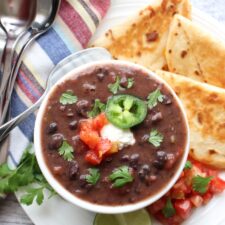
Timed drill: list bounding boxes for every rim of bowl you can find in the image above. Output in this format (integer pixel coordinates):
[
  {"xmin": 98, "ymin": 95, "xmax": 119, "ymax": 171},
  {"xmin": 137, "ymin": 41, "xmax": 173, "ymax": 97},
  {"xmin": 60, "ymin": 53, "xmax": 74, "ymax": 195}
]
[{"xmin": 34, "ymin": 60, "xmax": 190, "ymax": 214}]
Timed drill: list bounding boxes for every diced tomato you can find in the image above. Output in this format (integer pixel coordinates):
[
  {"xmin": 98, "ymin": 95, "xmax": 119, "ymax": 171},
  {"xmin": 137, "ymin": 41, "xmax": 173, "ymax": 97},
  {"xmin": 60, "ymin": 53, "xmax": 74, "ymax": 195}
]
[
  {"xmin": 147, "ymin": 159, "xmax": 225, "ymax": 225},
  {"xmin": 209, "ymin": 177, "xmax": 225, "ymax": 194},
  {"xmin": 96, "ymin": 138, "xmax": 112, "ymax": 157},
  {"xmin": 92, "ymin": 113, "xmax": 108, "ymax": 131},
  {"xmin": 202, "ymin": 192, "xmax": 213, "ymax": 204},
  {"xmin": 85, "ymin": 151, "xmax": 102, "ymax": 165},
  {"xmin": 79, "ymin": 120, "xmax": 92, "ymax": 131},
  {"xmin": 173, "ymin": 180, "xmax": 190, "ymax": 195},
  {"xmin": 174, "ymin": 199, "xmax": 192, "ymax": 220},
  {"xmin": 79, "ymin": 113, "xmax": 116, "ymax": 165},
  {"xmin": 80, "ymin": 130, "xmax": 100, "ymax": 149},
  {"xmin": 147, "ymin": 198, "xmax": 166, "ymax": 214},
  {"xmin": 154, "ymin": 212, "xmax": 183, "ymax": 225},
  {"xmin": 189, "ymin": 195, "xmax": 203, "ymax": 207},
  {"xmin": 171, "ymin": 189, "xmax": 185, "ymax": 200}
]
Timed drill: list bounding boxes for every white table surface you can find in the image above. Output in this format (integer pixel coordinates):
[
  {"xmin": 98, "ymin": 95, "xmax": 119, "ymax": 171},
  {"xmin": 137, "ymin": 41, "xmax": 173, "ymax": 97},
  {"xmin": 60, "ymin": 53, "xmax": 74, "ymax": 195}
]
[{"xmin": 1, "ymin": 0, "xmax": 225, "ymax": 224}]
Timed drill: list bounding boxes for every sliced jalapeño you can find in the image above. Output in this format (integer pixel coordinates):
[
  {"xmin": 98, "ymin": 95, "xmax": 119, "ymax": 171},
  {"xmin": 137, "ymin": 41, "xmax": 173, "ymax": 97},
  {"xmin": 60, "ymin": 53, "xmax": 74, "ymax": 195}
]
[{"xmin": 106, "ymin": 94, "xmax": 147, "ymax": 129}]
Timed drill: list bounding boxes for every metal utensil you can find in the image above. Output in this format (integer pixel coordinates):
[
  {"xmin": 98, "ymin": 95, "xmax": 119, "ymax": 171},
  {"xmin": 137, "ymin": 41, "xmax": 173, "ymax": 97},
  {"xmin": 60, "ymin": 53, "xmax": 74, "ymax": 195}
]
[
  {"xmin": 0, "ymin": 0, "xmax": 36, "ymax": 117},
  {"xmin": 0, "ymin": 0, "xmax": 61, "ymax": 124},
  {"xmin": 0, "ymin": 47, "xmax": 112, "ymax": 143},
  {"xmin": 0, "ymin": 28, "xmax": 6, "ymax": 75}
]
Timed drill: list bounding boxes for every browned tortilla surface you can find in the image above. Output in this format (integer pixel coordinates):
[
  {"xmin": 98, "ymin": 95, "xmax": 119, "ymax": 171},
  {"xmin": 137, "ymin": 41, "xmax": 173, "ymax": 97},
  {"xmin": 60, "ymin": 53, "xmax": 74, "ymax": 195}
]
[
  {"xmin": 156, "ymin": 70, "xmax": 225, "ymax": 169},
  {"xmin": 91, "ymin": 0, "xmax": 191, "ymax": 70}
]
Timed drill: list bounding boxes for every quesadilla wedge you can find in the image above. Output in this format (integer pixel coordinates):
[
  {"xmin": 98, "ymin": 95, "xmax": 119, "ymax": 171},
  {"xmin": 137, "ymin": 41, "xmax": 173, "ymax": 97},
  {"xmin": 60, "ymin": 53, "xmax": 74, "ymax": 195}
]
[
  {"xmin": 91, "ymin": 0, "xmax": 191, "ymax": 70},
  {"xmin": 156, "ymin": 69, "xmax": 225, "ymax": 169},
  {"xmin": 166, "ymin": 14, "xmax": 225, "ymax": 88}
]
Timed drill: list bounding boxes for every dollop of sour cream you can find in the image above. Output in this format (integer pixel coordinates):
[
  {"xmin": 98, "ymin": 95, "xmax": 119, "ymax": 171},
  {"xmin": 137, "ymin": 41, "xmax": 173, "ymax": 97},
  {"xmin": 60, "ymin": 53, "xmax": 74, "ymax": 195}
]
[{"xmin": 100, "ymin": 123, "xmax": 136, "ymax": 150}]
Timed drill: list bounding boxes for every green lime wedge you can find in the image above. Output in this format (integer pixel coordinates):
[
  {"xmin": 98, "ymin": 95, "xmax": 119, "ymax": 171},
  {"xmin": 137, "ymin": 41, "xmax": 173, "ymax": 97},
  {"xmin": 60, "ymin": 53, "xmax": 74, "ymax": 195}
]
[{"xmin": 93, "ymin": 209, "xmax": 151, "ymax": 225}]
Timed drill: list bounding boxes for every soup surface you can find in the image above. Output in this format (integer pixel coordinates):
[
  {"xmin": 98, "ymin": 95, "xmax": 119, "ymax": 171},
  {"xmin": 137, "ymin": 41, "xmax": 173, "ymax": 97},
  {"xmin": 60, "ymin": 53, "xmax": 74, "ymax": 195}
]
[{"xmin": 41, "ymin": 63, "xmax": 187, "ymax": 205}]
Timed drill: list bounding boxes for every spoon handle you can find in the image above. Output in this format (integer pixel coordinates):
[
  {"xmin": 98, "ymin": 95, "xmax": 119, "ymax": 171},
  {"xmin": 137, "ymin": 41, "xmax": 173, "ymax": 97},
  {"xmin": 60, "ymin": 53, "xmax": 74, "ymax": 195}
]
[
  {"xmin": 0, "ymin": 96, "xmax": 43, "ymax": 143},
  {"xmin": 0, "ymin": 29, "xmax": 6, "ymax": 75},
  {"xmin": 0, "ymin": 38, "xmax": 18, "ymax": 121},
  {"xmin": 0, "ymin": 31, "xmax": 44, "ymax": 124}
]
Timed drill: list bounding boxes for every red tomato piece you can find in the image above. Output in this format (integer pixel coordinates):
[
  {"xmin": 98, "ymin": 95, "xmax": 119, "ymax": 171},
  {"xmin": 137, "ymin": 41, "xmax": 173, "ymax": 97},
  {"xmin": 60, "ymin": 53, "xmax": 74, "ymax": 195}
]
[
  {"xmin": 147, "ymin": 198, "xmax": 166, "ymax": 214},
  {"xmin": 96, "ymin": 138, "xmax": 112, "ymax": 157},
  {"xmin": 92, "ymin": 113, "xmax": 108, "ymax": 131},
  {"xmin": 202, "ymin": 192, "xmax": 213, "ymax": 204},
  {"xmin": 190, "ymin": 195, "xmax": 203, "ymax": 207},
  {"xmin": 79, "ymin": 120, "xmax": 92, "ymax": 131},
  {"xmin": 80, "ymin": 130, "xmax": 100, "ymax": 149},
  {"xmin": 209, "ymin": 177, "xmax": 225, "ymax": 194},
  {"xmin": 85, "ymin": 151, "xmax": 102, "ymax": 165},
  {"xmin": 154, "ymin": 212, "xmax": 183, "ymax": 225},
  {"xmin": 174, "ymin": 199, "xmax": 192, "ymax": 220}
]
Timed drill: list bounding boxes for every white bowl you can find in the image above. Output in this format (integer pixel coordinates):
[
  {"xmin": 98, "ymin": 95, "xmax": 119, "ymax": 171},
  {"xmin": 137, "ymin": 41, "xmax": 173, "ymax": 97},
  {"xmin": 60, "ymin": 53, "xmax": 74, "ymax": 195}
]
[{"xmin": 34, "ymin": 60, "xmax": 190, "ymax": 214}]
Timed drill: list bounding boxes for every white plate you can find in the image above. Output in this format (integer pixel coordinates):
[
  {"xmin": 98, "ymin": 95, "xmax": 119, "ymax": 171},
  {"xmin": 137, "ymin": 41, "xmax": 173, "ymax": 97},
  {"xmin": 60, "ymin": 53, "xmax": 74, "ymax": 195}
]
[{"xmin": 16, "ymin": 1, "xmax": 225, "ymax": 225}]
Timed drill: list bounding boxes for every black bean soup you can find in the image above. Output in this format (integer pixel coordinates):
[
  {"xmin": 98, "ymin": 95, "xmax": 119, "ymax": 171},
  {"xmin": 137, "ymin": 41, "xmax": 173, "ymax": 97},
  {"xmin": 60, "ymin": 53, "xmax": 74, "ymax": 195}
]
[{"xmin": 41, "ymin": 63, "xmax": 187, "ymax": 205}]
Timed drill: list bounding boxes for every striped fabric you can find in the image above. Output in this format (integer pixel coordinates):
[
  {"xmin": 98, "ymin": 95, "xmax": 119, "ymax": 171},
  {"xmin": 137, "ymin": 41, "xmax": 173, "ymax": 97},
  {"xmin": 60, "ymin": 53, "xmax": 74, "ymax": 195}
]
[{"xmin": 6, "ymin": 0, "xmax": 110, "ymax": 167}]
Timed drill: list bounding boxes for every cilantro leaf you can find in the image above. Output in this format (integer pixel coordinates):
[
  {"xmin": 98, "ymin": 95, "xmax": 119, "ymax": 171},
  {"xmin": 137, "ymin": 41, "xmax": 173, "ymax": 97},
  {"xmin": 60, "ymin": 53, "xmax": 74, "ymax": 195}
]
[
  {"xmin": 147, "ymin": 88, "xmax": 164, "ymax": 109},
  {"xmin": 87, "ymin": 99, "xmax": 106, "ymax": 118},
  {"xmin": 192, "ymin": 175, "xmax": 213, "ymax": 194},
  {"xmin": 162, "ymin": 198, "xmax": 176, "ymax": 218},
  {"xmin": 85, "ymin": 168, "xmax": 100, "ymax": 185},
  {"xmin": 58, "ymin": 141, "xmax": 74, "ymax": 161},
  {"xmin": 127, "ymin": 78, "xmax": 134, "ymax": 88},
  {"xmin": 0, "ymin": 164, "xmax": 13, "ymax": 177},
  {"xmin": 0, "ymin": 150, "xmax": 35, "ymax": 193},
  {"xmin": 108, "ymin": 76, "xmax": 124, "ymax": 94},
  {"xmin": 20, "ymin": 187, "xmax": 44, "ymax": 205},
  {"xmin": 59, "ymin": 91, "xmax": 77, "ymax": 105},
  {"xmin": 109, "ymin": 166, "xmax": 133, "ymax": 188},
  {"xmin": 149, "ymin": 129, "xmax": 164, "ymax": 147},
  {"xmin": 184, "ymin": 160, "xmax": 192, "ymax": 170},
  {"xmin": 0, "ymin": 146, "xmax": 56, "ymax": 206}
]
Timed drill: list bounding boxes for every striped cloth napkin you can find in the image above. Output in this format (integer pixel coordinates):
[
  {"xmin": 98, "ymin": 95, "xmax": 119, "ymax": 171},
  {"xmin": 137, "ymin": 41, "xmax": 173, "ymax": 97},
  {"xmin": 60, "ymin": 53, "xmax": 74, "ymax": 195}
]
[{"xmin": 3, "ymin": 0, "xmax": 110, "ymax": 167}]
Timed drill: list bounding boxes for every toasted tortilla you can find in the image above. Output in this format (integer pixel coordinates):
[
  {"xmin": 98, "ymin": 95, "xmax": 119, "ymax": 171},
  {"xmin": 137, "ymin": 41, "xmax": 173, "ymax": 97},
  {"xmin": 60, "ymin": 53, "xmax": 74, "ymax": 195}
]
[
  {"xmin": 156, "ymin": 70, "xmax": 225, "ymax": 169},
  {"xmin": 166, "ymin": 14, "xmax": 225, "ymax": 88},
  {"xmin": 91, "ymin": 0, "xmax": 191, "ymax": 71}
]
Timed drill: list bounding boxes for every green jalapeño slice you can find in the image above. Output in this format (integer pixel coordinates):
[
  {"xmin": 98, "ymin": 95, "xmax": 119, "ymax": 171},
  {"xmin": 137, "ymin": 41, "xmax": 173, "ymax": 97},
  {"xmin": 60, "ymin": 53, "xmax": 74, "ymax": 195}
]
[{"xmin": 106, "ymin": 94, "xmax": 147, "ymax": 129}]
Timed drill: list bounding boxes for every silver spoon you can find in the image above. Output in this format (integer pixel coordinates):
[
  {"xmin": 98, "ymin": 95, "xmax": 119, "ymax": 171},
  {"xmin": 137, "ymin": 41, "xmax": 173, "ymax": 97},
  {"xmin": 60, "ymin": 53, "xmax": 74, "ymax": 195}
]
[
  {"xmin": 0, "ymin": 0, "xmax": 36, "ymax": 117},
  {"xmin": 0, "ymin": 47, "xmax": 112, "ymax": 143},
  {"xmin": 0, "ymin": 28, "xmax": 6, "ymax": 75},
  {"xmin": 0, "ymin": 0, "xmax": 61, "ymax": 124}
]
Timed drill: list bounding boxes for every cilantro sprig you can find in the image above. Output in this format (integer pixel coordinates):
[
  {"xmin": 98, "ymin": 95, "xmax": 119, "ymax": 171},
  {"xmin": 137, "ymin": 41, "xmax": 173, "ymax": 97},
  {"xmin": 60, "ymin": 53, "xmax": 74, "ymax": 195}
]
[
  {"xmin": 0, "ymin": 148, "xmax": 55, "ymax": 206},
  {"xmin": 59, "ymin": 91, "xmax": 77, "ymax": 105},
  {"xmin": 87, "ymin": 99, "xmax": 106, "ymax": 118},
  {"xmin": 109, "ymin": 166, "xmax": 133, "ymax": 188},
  {"xmin": 58, "ymin": 141, "xmax": 74, "ymax": 161},
  {"xmin": 85, "ymin": 168, "xmax": 100, "ymax": 185},
  {"xmin": 162, "ymin": 198, "xmax": 176, "ymax": 218},
  {"xmin": 108, "ymin": 76, "xmax": 134, "ymax": 94},
  {"xmin": 108, "ymin": 76, "xmax": 123, "ymax": 94},
  {"xmin": 192, "ymin": 175, "xmax": 213, "ymax": 194},
  {"xmin": 149, "ymin": 129, "xmax": 164, "ymax": 147},
  {"xmin": 184, "ymin": 160, "xmax": 192, "ymax": 170},
  {"xmin": 127, "ymin": 78, "xmax": 134, "ymax": 88},
  {"xmin": 147, "ymin": 88, "xmax": 164, "ymax": 109}
]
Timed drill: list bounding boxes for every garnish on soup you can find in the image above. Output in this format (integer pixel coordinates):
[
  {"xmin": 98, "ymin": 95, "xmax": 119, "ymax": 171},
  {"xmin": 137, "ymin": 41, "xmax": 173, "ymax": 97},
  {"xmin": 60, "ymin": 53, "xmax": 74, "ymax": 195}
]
[
  {"xmin": 87, "ymin": 99, "xmax": 106, "ymax": 118},
  {"xmin": 85, "ymin": 168, "xmax": 100, "ymax": 185},
  {"xmin": 148, "ymin": 129, "xmax": 164, "ymax": 147},
  {"xmin": 106, "ymin": 95, "xmax": 147, "ymax": 129},
  {"xmin": 147, "ymin": 88, "xmax": 164, "ymax": 109},
  {"xmin": 109, "ymin": 166, "xmax": 133, "ymax": 188},
  {"xmin": 59, "ymin": 91, "xmax": 77, "ymax": 105},
  {"xmin": 58, "ymin": 140, "xmax": 74, "ymax": 161}
]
